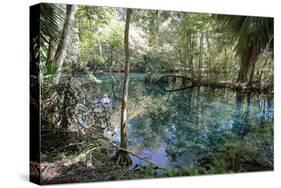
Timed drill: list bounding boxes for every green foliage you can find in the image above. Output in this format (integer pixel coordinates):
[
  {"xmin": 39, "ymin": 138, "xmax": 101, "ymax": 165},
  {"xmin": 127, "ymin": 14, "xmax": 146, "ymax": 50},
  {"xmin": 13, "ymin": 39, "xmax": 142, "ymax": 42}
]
[
  {"xmin": 37, "ymin": 4, "xmax": 274, "ymax": 85},
  {"xmin": 74, "ymin": 6, "xmax": 115, "ymax": 64},
  {"xmin": 143, "ymin": 53, "xmax": 174, "ymax": 81},
  {"xmin": 42, "ymin": 63, "xmax": 58, "ymax": 82},
  {"xmin": 39, "ymin": 5, "xmax": 274, "ymax": 183},
  {"xmin": 40, "ymin": 4, "xmax": 64, "ymax": 54},
  {"xmin": 218, "ymin": 16, "xmax": 273, "ymax": 58}
]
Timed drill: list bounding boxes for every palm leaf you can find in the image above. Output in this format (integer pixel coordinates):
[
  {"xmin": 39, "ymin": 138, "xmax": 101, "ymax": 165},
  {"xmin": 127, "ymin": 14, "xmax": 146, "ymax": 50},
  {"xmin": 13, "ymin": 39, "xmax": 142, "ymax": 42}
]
[
  {"xmin": 216, "ymin": 15, "xmax": 273, "ymax": 60},
  {"xmin": 39, "ymin": 4, "xmax": 65, "ymax": 58}
]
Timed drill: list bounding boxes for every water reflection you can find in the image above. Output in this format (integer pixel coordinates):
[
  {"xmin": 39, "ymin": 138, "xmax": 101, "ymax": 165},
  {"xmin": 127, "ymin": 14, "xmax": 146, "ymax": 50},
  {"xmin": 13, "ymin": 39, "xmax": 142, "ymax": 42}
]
[{"xmin": 97, "ymin": 73, "xmax": 273, "ymax": 171}]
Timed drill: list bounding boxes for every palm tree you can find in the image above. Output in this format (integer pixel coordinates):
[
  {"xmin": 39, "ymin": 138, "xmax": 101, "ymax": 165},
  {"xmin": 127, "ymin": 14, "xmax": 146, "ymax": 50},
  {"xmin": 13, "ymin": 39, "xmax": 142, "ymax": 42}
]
[
  {"xmin": 218, "ymin": 16, "xmax": 273, "ymax": 84},
  {"xmin": 30, "ymin": 3, "xmax": 78, "ymax": 85},
  {"xmin": 53, "ymin": 4, "xmax": 78, "ymax": 84},
  {"xmin": 40, "ymin": 4, "xmax": 64, "ymax": 61},
  {"xmin": 30, "ymin": 4, "xmax": 64, "ymax": 176},
  {"xmin": 30, "ymin": 4, "xmax": 64, "ymax": 64}
]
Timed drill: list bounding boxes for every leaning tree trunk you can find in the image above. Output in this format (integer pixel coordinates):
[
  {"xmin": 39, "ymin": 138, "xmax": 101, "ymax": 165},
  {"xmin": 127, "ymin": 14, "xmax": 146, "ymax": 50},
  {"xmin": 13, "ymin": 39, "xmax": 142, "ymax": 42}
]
[
  {"xmin": 47, "ymin": 38, "xmax": 59, "ymax": 63},
  {"xmin": 53, "ymin": 4, "xmax": 78, "ymax": 84},
  {"xmin": 117, "ymin": 8, "xmax": 132, "ymax": 166}
]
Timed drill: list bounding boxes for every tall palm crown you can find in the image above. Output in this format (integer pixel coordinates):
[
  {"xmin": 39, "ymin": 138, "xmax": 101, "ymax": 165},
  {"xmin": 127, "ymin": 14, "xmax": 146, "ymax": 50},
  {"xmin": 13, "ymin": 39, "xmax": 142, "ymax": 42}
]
[
  {"xmin": 30, "ymin": 4, "xmax": 64, "ymax": 61},
  {"xmin": 218, "ymin": 15, "xmax": 273, "ymax": 83},
  {"xmin": 40, "ymin": 4, "xmax": 64, "ymax": 55}
]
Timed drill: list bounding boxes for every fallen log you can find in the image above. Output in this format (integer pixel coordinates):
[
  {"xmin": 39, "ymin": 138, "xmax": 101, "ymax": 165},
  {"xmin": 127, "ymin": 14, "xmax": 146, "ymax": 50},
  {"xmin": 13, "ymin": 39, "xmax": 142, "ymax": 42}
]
[
  {"xmin": 192, "ymin": 80, "xmax": 273, "ymax": 93},
  {"xmin": 157, "ymin": 75, "xmax": 273, "ymax": 93}
]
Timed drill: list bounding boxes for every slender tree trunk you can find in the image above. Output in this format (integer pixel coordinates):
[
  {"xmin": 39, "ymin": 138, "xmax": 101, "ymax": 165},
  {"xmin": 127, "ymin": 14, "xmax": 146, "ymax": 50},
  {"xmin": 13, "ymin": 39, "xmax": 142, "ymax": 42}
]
[
  {"xmin": 47, "ymin": 38, "xmax": 59, "ymax": 62},
  {"xmin": 117, "ymin": 8, "xmax": 132, "ymax": 165},
  {"xmin": 99, "ymin": 41, "xmax": 103, "ymax": 56},
  {"xmin": 205, "ymin": 32, "xmax": 212, "ymax": 79},
  {"xmin": 53, "ymin": 4, "xmax": 78, "ymax": 84},
  {"xmin": 154, "ymin": 10, "xmax": 159, "ymax": 51},
  {"xmin": 110, "ymin": 46, "xmax": 113, "ymax": 65},
  {"xmin": 187, "ymin": 35, "xmax": 194, "ymax": 78},
  {"xmin": 198, "ymin": 32, "xmax": 204, "ymax": 80},
  {"xmin": 224, "ymin": 46, "xmax": 228, "ymax": 80},
  {"xmin": 179, "ymin": 47, "xmax": 186, "ymax": 75}
]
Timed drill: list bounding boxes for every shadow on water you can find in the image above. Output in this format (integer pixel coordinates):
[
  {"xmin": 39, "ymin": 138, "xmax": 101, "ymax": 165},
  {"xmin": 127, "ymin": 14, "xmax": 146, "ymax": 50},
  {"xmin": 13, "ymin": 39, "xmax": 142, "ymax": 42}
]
[{"xmin": 96, "ymin": 73, "xmax": 273, "ymax": 172}]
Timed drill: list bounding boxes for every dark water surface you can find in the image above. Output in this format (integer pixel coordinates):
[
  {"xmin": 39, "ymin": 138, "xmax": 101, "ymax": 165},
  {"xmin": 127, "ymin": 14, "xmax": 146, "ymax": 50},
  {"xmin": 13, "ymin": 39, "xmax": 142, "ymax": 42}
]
[{"xmin": 95, "ymin": 73, "xmax": 273, "ymax": 170}]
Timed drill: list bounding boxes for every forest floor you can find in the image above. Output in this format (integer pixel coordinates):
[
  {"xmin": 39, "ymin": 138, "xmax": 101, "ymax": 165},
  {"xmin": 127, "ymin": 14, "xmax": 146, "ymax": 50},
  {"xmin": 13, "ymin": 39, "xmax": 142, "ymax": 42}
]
[
  {"xmin": 41, "ymin": 159, "xmax": 137, "ymax": 184},
  {"xmin": 39, "ymin": 136, "xmax": 154, "ymax": 184}
]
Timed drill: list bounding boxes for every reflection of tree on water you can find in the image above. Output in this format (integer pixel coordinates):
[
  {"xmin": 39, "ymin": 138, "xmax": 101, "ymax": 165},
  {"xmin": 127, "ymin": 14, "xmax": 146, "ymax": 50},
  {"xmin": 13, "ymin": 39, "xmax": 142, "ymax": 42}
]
[
  {"xmin": 232, "ymin": 92, "xmax": 251, "ymax": 138},
  {"xmin": 96, "ymin": 74, "xmax": 273, "ymax": 172},
  {"xmin": 125, "ymin": 81, "xmax": 273, "ymax": 171}
]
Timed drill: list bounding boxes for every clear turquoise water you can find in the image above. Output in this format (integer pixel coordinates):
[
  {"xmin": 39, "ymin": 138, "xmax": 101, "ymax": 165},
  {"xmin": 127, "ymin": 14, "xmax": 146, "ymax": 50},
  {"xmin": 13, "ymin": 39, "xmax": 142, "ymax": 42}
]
[{"xmin": 96, "ymin": 73, "xmax": 273, "ymax": 171}]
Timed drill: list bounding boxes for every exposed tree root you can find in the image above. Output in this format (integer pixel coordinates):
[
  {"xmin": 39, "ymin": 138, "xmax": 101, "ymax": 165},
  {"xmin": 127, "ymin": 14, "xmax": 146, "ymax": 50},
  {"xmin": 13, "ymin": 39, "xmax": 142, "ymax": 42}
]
[
  {"xmin": 98, "ymin": 136, "xmax": 161, "ymax": 168},
  {"xmin": 116, "ymin": 150, "xmax": 132, "ymax": 166}
]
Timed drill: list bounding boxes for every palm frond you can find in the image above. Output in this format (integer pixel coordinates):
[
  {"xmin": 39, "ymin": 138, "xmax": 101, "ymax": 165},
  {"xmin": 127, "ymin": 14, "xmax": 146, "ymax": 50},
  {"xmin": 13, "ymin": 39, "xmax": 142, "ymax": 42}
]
[
  {"xmin": 39, "ymin": 4, "xmax": 65, "ymax": 57},
  {"xmin": 216, "ymin": 15, "xmax": 273, "ymax": 60}
]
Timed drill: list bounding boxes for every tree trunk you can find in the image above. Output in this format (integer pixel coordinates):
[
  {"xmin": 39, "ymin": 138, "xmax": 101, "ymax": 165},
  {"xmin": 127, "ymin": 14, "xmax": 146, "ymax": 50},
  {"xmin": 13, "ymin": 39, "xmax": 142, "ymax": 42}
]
[
  {"xmin": 187, "ymin": 35, "xmax": 194, "ymax": 78},
  {"xmin": 224, "ymin": 46, "xmax": 228, "ymax": 80},
  {"xmin": 257, "ymin": 55, "xmax": 270, "ymax": 84},
  {"xmin": 47, "ymin": 38, "xmax": 59, "ymax": 62},
  {"xmin": 99, "ymin": 41, "xmax": 103, "ymax": 56},
  {"xmin": 237, "ymin": 46, "xmax": 257, "ymax": 84},
  {"xmin": 110, "ymin": 46, "xmax": 113, "ymax": 65},
  {"xmin": 248, "ymin": 59, "xmax": 256, "ymax": 86},
  {"xmin": 205, "ymin": 32, "xmax": 212, "ymax": 79},
  {"xmin": 237, "ymin": 58, "xmax": 250, "ymax": 83},
  {"xmin": 198, "ymin": 32, "xmax": 204, "ymax": 80},
  {"xmin": 53, "ymin": 5, "xmax": 78, "ymax": 84},
  {"xmin": 117, "ymin": 8, "xmax": 132, "ymax": 166}
]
